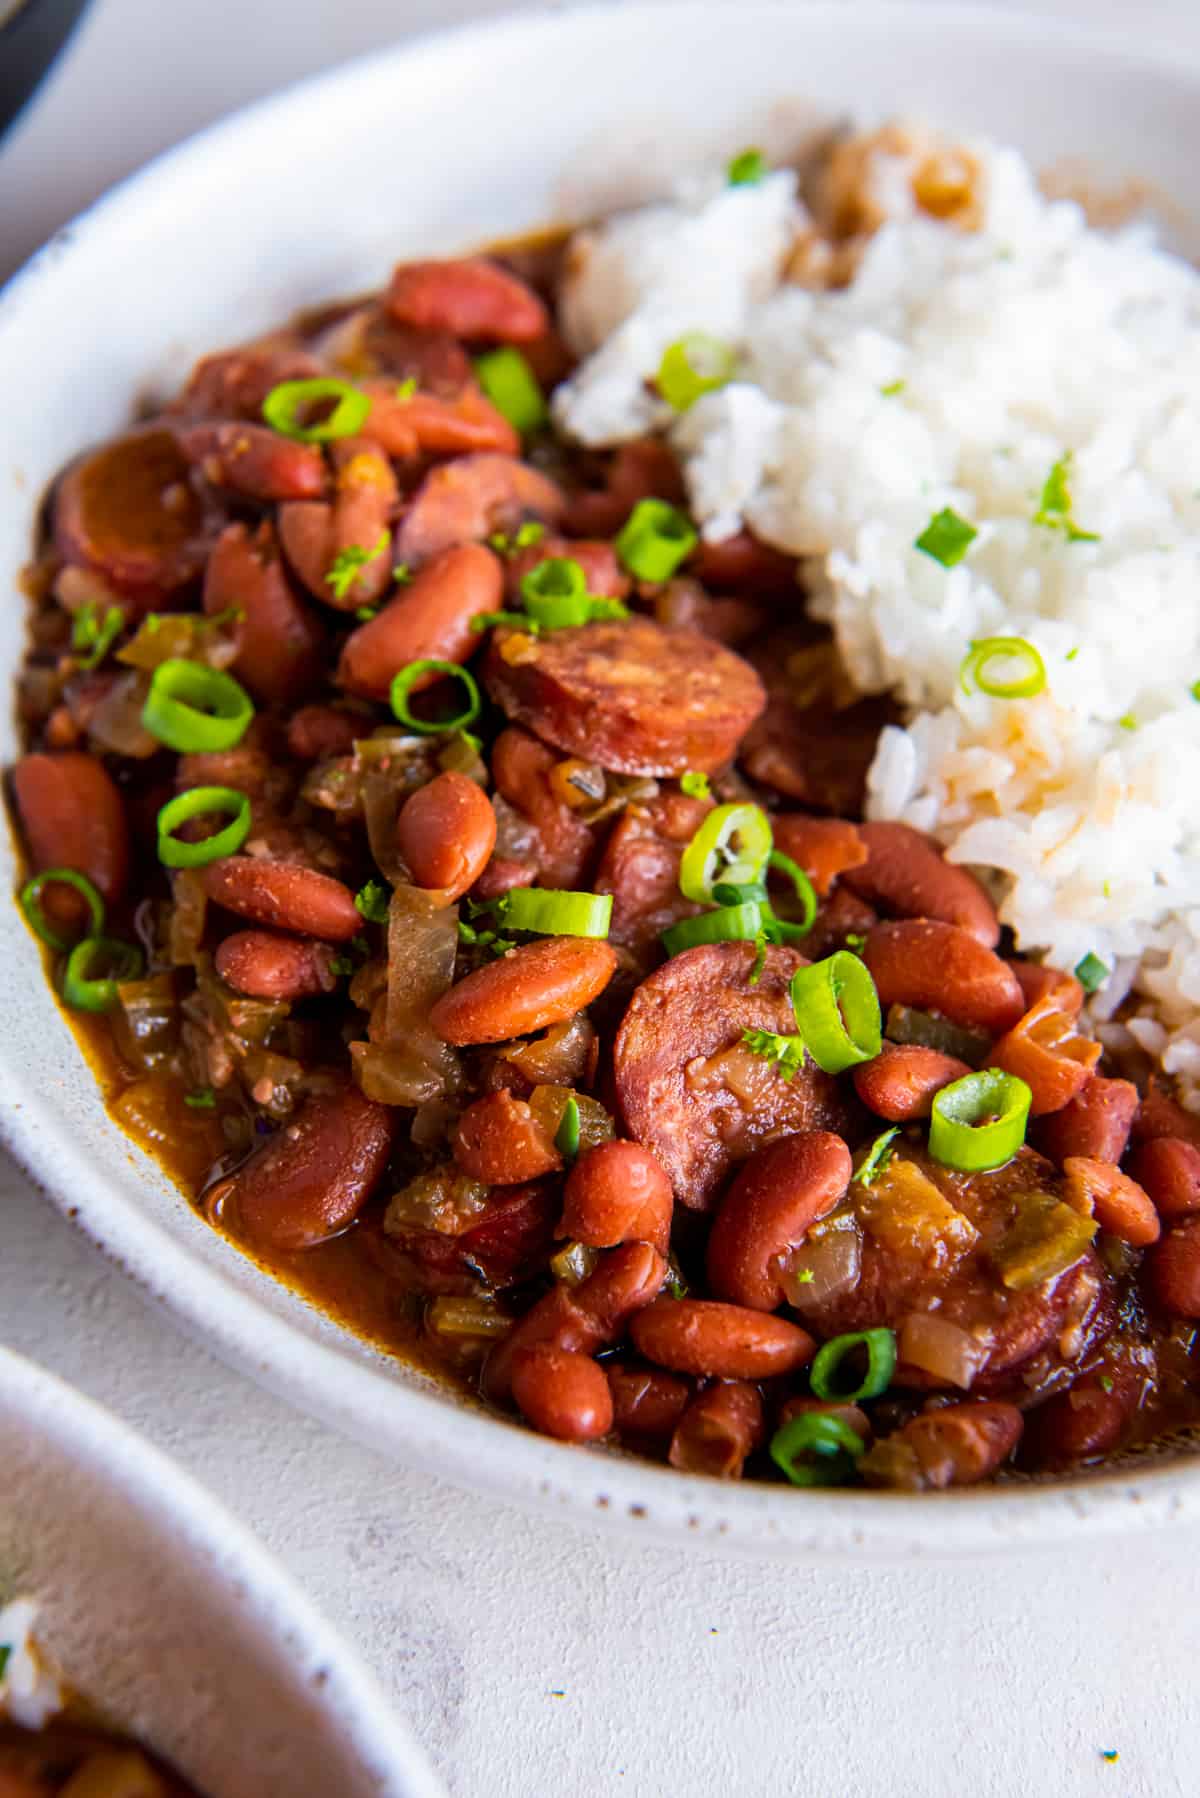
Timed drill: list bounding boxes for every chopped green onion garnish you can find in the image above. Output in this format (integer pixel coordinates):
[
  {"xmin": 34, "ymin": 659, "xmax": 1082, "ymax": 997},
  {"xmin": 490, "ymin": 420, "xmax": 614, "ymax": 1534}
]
[
  {"xmin": 880, "ymin": 380, "xmax": 905, "ymax": 397},
  {"xmin": 474, "ymin": 347, "xmax": 548, "ymax": 436},
  {"xmin": 142, "ymin": 659, "xmax": 255, "ymax": 753},
  {"xmin": 1066, "ymin": 647, "xmax": 1080, "ymax": 663},
  {"xmin": 261, "ymin": 376, "xmax": 370, "ymax": 442},
  {"xmin": 491, "ymin": 887, "xmax": 613, "ymax": 939},
  {"xmin": 471, "ymin": 610, "xmax": 538, "ymax": 634},
  {"xmin": 326, "ymin": 528, "xmax": 390, "ymax": 603},
  {"xmin": 0, "ymin": 1645, "xmax": 10, "ymax": 1680},
  {"xmin": 184, "ymin": 1086, "xmax": 216, "ymax": 1110},
  {"xmin": 62, "ymin": 934, "xmax": 143, "ymax": 1012},
  {"xmin": 809, "ymin": 1328, "xmax": 897, "ymax": 1402},
  {"xmin": 915, "ymin": 508, "xmax": 977, "ymax": 568},
  {"xmin": 843, "ymin": 932, "xmax": 866, "ymax": 954},
  {"xmin": 1074, "ymin": 952, "xmax": 1109, "ymax": 994},
  {"xmin": 395, "ymin": 377, "xmax": 417, "ymax": 401},
  {"xmin": 1118, "ymin": 713, "xmax": 1137, "ymax": 731},
  {"xmin": 661, "ymin": 900, "xmax": 771, "ymax": 956},
  {"xmin": 959, "ymin": 635, "xmax": 1046, "ymax": 700},
  {"xmin": 769, "ymin": 1412, "xmax": 865, "ymax": 1487},
  {"xmin": 727, "ymin": 147, "xmax": 768, "ymax": 186},
  {"xmin": 355, "ymin": 605, "xmax": 379, "ymax": 622},
  {"xmin": 615, "ymin": 498, "xmax": 698, "ymax": 583},
  {"xmin": 390, "ymin": 659, "xmax": 481, "ymax": 734},
  {"xmin": 393, "ymin": 563, "xmax": 413, "ymax": 584},
  {"xmin": 71, "ymin": 602, "xmax": 124, "ymax": 670},
  {"xmin": 656, "ymin": 333, "xmax": 737, "ymax": 412},
  {"xmin": 742, "ymin": 1024, "xmax": 807, "ymax": 1080},
  {"xmin": 854, "ymin": 1127, "xmax": 900, "ymax": 1187},
  {"xmin": 747, "ymin": 930, "xmax": 768, "ymax": 987},
  {"xmin": 520, "ymin": 556, "xmax": 588, "ymax": 624},
  {"xmin": 788, "ymin": 951, "xmax": 882, "ymax": 1074},
  {"xmin": 1034, "ymin": 452, "xmax": 1099, "ymax": 543},
  {"xmin": 555, "ymin": 1095, "xmax": 581, "ymax": 1160},
  {"xmin": 767, "ymin": 849, "xmax": 818, "ymax": 939},
  {"xmin": 355, "ymin": 879, "xmax": 391, "ymax": 924},
  {"xmin": 680, "ymin": 771, "xmax": 710, "ymax": 800},
  {"xmin": 678, "ymin": 802, "xmax": 773, "ymax": 904},
  {"xmin": 928, "ymin": 1067, "xmax": 1032, "ymax": 1172},
  {"xmin": 19, "ymin": 868, "xmax": 105, "ymax": 952},
  {"xmin": 1099, "ymin": 1376, "xmax": 1115, "ymax": 1395},
  {"xmin": 156, "ymin": 786, "xmax": 251, "ymax": 869}
]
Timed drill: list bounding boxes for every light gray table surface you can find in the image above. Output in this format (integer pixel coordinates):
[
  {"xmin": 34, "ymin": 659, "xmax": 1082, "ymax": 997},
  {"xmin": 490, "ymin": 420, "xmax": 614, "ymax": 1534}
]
[{"xmin": 4, "ymin": 3, "xmax": 1200, "ymax": 1794}]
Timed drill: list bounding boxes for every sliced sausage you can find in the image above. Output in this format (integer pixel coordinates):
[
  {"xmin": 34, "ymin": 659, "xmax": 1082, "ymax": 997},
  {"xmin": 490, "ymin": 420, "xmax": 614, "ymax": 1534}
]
[
  {"xmin": 337, "ymin": 542, "xmax": 502, "ymax": 700},
  {"xmin": 214, "ymin": 929, "xmax": 339, "ymax": 1000},
  {"xmin": 204, "ymin": 521, "xmax": 326, "ymax": 705},
  {"xmin": 863, "ymin": 919, "xmax": 1025, "ymax": 1036},
  {"xmin": 393, "ymin": 453, "xmax": 565, "ymax": 565},
  {"xmin": 843, "ymin": 821, "xmax": 1000, "ymax": 946},
  {"xmin": 430, "ymin": 936, "xmax": 618, "ymax": 1044},
  {"xmin": 485, "ymin": 618, "xmax": 766, "ymax": 777},
  {"xmin": 386, "ymin": 257, "xmax": 549, "ymax": 342},
  {"xmin": 54, "ymin": 427, "xmax": 209, "ymax": 606},
  {"xmin": 612, "ymin": 941, "xmax": 851, "ymax": 1210},
  {"xmin": 201, "ymin": 856, "xmax": 361, "ymax": 941}
]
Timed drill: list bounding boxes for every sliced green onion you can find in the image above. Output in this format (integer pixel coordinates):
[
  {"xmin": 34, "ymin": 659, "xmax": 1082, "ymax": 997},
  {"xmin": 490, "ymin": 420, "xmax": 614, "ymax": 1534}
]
[
  {"xmin": 355, "ymin": 879, "xmax": 391, "ymax": 923},
  {"xmin": 156, "ymin": 786, "xmax": 251, "ymax": 869},
  {"xmin": 555, "ymin": 1095, "xmax": 581, "ymax": 1160},
  {"xmin": 615, "ymin": 498, "xmax": 697, "ymax": 583},
  {"xmin": 520, "ymin": 557, "xmax": 590, "ymax": 629},
  {"xmin": 769, "ymin": 1412, "xmax": 865, "ymax": 1487},
  {"xmin": 474, "ymin": 347, "xmax": 547, "ymax": 436},
  {"xmin": 1034, "ymin": 452, "xmax": 1099, "ymax": 543},
  {"xmin": 767, "ymin": 849, "xmax": 818, "ymax": 939},
  {"xmin": 471, "ymin": 609, "xmax": 539, "ymax": 634},
  {"xmin": 184, "ymin": 1086, "xmax": 216, "ymax": 1110},
  {"xmin": 1074, "ymin": 952, "xmax": 1109, "ymax": 994},
  {"xmin": 142, "ymin": 659, "xmax": 255, "ymax": 753},
  {"xmin": 788, "ymin": 951, "xmax": 881, "ymax": 1074},
  {"xmin": 390, "ymin": 660, "xmax": 481, "ymax": 734},
  {"xmin": 880, "ymin": 379, "xmax": 906, "ymax": 398},
  {"xmin": 959, "ymin": 635, "xmax": 1046, "ymax": 701},
  {"xmin": 678, "ymin": 802, "xmax": 773, "ymax": 904},
  {"xmin": 810, "ymin": 1329, "xmax": 897, "ymax": 1402},
  {"xmin": 727, "ymin": 147, "xmax": 768, "ymax": 186},
  {"xmin": 19, "ymin": 868, "xmax": 105, "ymax": 952},
  {"xmin": 656, "ymin": 333, "xmax": 737, "ymax": 412},
  {"xmin": 71, "ymin": 602, "xmax": 124, "ymax": 670},
  {"xmin": 261, "ymin": 377, "xmax": 370, "ymax": 442},
  {"xmin": 661, "ymin": 900, "xmax": 770, "ymax": 957},
  {"xmin": 62, "ymin": 935, "xmax": 143, "ymax": 1012},
  {"xmin": 915, "ymin": 507, "xmax": 976, "ymax": 569},
  {"xmin": 712, "ymin": 881, "xmax": 768, "ymax": 907},
  {"xmin": 494, "ymin": 887, "xmax": 613, "ymax": 939},
  {"xmin": 680, "ymin": 771, "xmax": 710, "ymax": 800},
  {"xmin": 742, "ymin": 1025, "xmax": 806, "ymax": 1080},
  {"xmin": 854, "ymin": 1127, "xmax": 900, "ymax": 1188},
  {"xmin": 928, "ymin": 1067, "xmax": 1032, "ymax": 1172}
]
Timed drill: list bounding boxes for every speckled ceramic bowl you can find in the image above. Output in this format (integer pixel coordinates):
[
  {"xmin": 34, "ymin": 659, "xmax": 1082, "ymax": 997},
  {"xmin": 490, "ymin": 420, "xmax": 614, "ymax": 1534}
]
[
  {"xmin": 4, "ymin": 1, "xmax": 1200, "ymax": 1556},
  {"xmin": 0, "ymin": 1345, "xmax": 442, "ymax": 1795}
]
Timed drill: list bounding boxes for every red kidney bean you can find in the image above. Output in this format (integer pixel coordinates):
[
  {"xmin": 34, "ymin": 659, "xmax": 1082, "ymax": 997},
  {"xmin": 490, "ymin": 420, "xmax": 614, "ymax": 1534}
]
[
  {"xmin": 490, "ymin": 725, "xmax": 594, "ymax": 891},
  {"xmin": 12, "ymin": 753, "xmax": 130, "ymax": 915},
  {"xmin": 471, "ymin": 856, "xmax": 537, "ymax": 902},
  {"xmin": 686, "ymin": 529, "xmax": 798, "ymax": 596},
  {"xmin": 565, "ymin": 438, "xmax": 685, "ymax": 538},
  {"xmin": 706, "ymin": 1131, "xmax": 852, "ymax": 1310},
  {"xmin": 1035, "ymin": 1075, "xmax": 1138, "ymax": 1167},
  {"xmin": 990, "ymin": 995, "xmax": 1102, "ymax": 1115},
  {"xmin": 1146, "ymin": 1218, "xmax": 1200, "ymax": 1317},
  {"xmin": 653, "ymin": 580, "xmax": 767, "ymax": 649},
  {"xmin": 1129, "ymin": 1137, "xmax": 1200, "ymax": 1222},
  {"xmin": 668, "ymin": 1380, "xmax": 765, "ymax": 1479},
  {"xmin": 53, "ymin": 427, "xmax": 209, "ymax": 605},
  {"xmin": 511, "ymin": 1345, "xmax": 614, "ymax": 1442},
  {"xmin": 843, "ymin": 821, "xmax": 1000, "ymax": 947},
  {"xmin": 204, "ymin": 522, "xmax": 326, "ymax": 706},
  {"xmin": 395, "ymin": 770, "xmax": 497, "ymax": 902},
  {"xmin": 863, "ymin": 920, "xmax": 1025, "ymax": 1035},
  {"xmin": 358, "ymin": 381, "xmax": 518, "ymax": 459},
  {"xmin": 430, "ymin": 936, "xmax": 618, "ymax": 1045},
  {"xmin": 606, "ymin": 1365, "xmax": 692, "ymax": 1444},
  {"xmin": 392, "ymin": 453, "xmax": 565, "ymax": 565},
  {"xmin": 506, "ymin": 536, "xmax": 631, "ymax": 604},
  {"xmin": 630, "ymin": 1299, "xmax": 815, "ymax": 1380},
  {"xmin": 213, "ymin": 1083, "xmax": 395, "ymax": 1252},
  {"xmin": 862, "ymin": 1402, "xmax": 1023, "ymax": 1490},
  {"xmin": 1062, "ymin": 1157, "xmax": 1160, "ymax": 1246},
  {"xmin": 337, "ymin": 542, "xmax": 502, "ymax": 701},
  {"xmin": 1009, "ymin": 958, "xmax": 1084, "ymax": 1019},
  {"xmin": 201, "ymin": 857, "xmax": 361, "ymax": 941},
  {"xmin": 172, "ymin": 344, "xmax": 324, "ymax": 421},
  {"xmin": 1132, "ymin": 1081, "xmax": 1200, "ymax": 1150},
  {"xmin": 770, "ymin": 814, "xmax": 867, "ymax": 896},
  {"xmin": 386, "ymin": 257, "xmax": 549, "ymax": 342},
  {"xmin": 316, "ymin": 306, "xmax": 473, "ymax": 393},
  {"xmin": 285, "ymin": 705, "xmax": 363, "ymax": 762},
  {"xmin": 485, "ymin": 1241, "xmax": 667, "ymax": 1401},
  {"xmin": 453, "ymin": 1089, "xmax": 561, "ymax": 1185},
  {"xmin": 559, "ymin": 1140, "xmax": 674, "ymax": 1256},
  {"xmin": 1023, "ymin": 1345, "xmax": 1150, "ymax": 1466},
  {"xmin": 214, "ymin": 929, "xmax": 339, "ymax": 1000},
  {"xmin": 181, "ymin": 421, "xmax": 325, "ymax": 502},
  {"xmin": 852, "ymin": 1044, "xmax": 972, "ymax": 1121},
  {"xmin": 777, "ymin": 1395, "xmax": 873, "ymax": 1450},
  {"xmin": 277, "ymin": 438, "xmax": 398, "ymax": 608}
]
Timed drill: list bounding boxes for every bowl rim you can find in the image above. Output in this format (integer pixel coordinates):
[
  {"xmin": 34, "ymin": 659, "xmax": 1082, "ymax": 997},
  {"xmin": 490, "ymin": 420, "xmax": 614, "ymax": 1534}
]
[
  {"xmin": 0, "ymin": 1342, "xmax": 444, "ymax": 1794},
  {"xmin": 5, "ymin": 0, "xmax": 1200, "ymax": 1558}
]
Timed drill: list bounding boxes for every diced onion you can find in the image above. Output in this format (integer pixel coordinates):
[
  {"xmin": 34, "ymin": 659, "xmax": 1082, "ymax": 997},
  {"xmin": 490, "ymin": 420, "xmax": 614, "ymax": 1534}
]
[{"xmin": 897, "ymin": 1313, "xmax": 991, "ymax": 1390}]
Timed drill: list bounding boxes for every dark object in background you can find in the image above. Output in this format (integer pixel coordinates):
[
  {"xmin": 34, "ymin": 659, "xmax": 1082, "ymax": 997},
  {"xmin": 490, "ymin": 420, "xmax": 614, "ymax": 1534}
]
[{"xmin": 0, "ymin": 0, "xmax": 90, "ymax": 141}]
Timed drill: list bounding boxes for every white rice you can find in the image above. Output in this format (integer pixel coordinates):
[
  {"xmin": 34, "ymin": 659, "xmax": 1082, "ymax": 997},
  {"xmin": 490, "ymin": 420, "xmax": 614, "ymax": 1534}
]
[
  {"xmin": 554, "ymin": 128, "xmax": 1200, "ymax": 1102},
  {"xmin": 0, "ymin": 1597, "xmax": 64, "ymax": 1729}
]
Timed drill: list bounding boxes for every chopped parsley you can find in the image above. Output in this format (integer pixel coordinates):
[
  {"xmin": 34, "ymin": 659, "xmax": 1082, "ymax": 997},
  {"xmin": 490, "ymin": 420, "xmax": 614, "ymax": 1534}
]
[
  {"xmin": 680, "ymin": 771, "xmax": 711, "ymax": 800},
  {"xmin": 793, "ymin": 1268, "xmax": 816, "ymax": 1286},
  {"xmin": 914, "ymin": 508, "xmax": 977, "ymax": 569},
  {"xmin": 355, "ymin": 604, "xmax": 379, "ymax": 622},
  {"xmin": 747, "ymin": 930, "xmax": 769, "ymax": 988},
  {"xmin": 1074, "ymin": 952, "xmax": 1109, "ymax": 994},
  {"xmin": 392, "ymin": 562, "xmax": 414, "ymax": 585},
  {"xmin": 742, "ymin": 1026, "xmax": 807, "ymax": 1080},
  {"xmin": 667, "ymin": 1277, "xmax": 689, "ymax": 1300},
  {"xmin": 71, "ymin": 602, "xmax": 124, "ymax": 670},
  {"xmin": 854, "ymin": 1127, "xmax": 900, "ymax": 1187},
  {"xmin": 326, "ymin": 528, "xmax": 390, "ymax": 602},
  {"xmin": 183, "ymin": 1087, "xmax": 216, "ymax": 1110},
  {"xmin": 1034, "ymin": 452, "xmax": 1099, "ymax": 543},
  {"xmin": 1099, "ymin": 1375, "xmax": 1115, "ymax": 1394},
  {"xmin": 354, "ymin": 879, "xmax": 390, "ymax": 923}
]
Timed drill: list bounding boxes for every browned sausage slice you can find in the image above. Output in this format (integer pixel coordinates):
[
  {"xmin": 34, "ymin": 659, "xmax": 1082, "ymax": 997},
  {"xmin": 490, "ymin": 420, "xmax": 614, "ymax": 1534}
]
[
  {"xmin": 54, "ymin": 427, "xmax": 209, "ymax": 606},
  {"xmin": 485, "ymin": 618, "xmax": 766, "ymax": 777},
  {"xmin": 612, "ymin": 942, "xmax": 852, "ymax": 1210}
]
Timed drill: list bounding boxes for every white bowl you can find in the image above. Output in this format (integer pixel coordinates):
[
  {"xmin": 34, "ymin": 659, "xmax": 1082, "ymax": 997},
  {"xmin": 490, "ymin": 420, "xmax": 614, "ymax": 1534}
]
[
  {"xmin": 0, "ymin": 1344, "xmax": 442, "ymax": 1796},
  {"xmin": 4, "ymin": 0, "xmax": 1200, "ymax": 1558}
]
